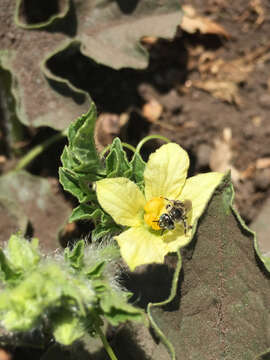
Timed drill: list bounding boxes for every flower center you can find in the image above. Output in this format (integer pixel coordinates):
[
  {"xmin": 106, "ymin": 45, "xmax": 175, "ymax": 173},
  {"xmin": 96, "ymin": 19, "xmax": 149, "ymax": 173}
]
[{"xmin": 144, "ymin": 197, "xmax": 166, "ymax": 230}]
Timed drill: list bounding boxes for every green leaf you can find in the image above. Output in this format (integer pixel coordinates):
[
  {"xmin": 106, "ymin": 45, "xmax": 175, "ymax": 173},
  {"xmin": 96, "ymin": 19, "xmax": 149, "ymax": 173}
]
[
  {"xmin": 64, "ymin": 240, "xmax": 85, "ymax": 270},
  {"xmin": 105, "ymin": 138, "xmax": 131, "ymax": 177},
  {"xmin": 0, "ymin": 262, "xmax": 95, "ymax": 333},
  {"xmin": 60, "ymin": 146, "xmax": 78, "ymax": 170},
  {"xmin": 130, "ymin": 152, "xmax": 146, "ymax": 189},
  {"xmin": 51, "ymin": 311, "xmax": 85, "ymax": 345},
  {"xmin": 146, "ymin": 175, "xmax": 270, "ymax": 359},
  {"xmin": 69, "ymin": 203, "xmax": 101, "ymax": 222},
  {"xmin": 68, "ymin": 104, "xmax": 100, "ymax": 174},
  {"xmin": 91, "ymin": 223, "xmax": 120, "ymax": 242},
  {"xmin": 7, "ymin": 234, "xmax": 40, "ymax": 274},
  {"xmin": 85, "ymin": 261, "xmax": 106, "ymax": 279},
  {"xmin": 59, "ymin": 167, "xmax": 88, "ymax": 203},
  {"xmin": 0, "ymin": 249, "xmax": 19, "ymax": 284},
  {"xmin": 250, "ymin": 198, "xmax": 270, "ymax": 273},
  {"xmin": 100, "ymin": 290, "xmax": 143, "ymax": 326}
]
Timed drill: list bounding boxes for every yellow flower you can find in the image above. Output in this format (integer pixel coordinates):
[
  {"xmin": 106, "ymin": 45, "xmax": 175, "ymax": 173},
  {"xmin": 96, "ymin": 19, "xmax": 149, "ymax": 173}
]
[{"xmin": 96, "ymin": 143, "xmax": 224, "ymax": 270}]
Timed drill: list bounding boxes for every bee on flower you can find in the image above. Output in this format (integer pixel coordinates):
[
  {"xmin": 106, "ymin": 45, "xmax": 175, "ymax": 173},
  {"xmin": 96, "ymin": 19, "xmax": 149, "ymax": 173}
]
[{"xmin": 96, "ymin": 143, "xmax": 223, "ymax": 271}]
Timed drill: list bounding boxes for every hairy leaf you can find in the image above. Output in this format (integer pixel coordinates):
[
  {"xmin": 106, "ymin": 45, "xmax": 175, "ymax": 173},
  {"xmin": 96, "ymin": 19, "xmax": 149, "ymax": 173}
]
[{"xmin": 64, "ymin": 240, "xmax": 85, "ymax": 270}]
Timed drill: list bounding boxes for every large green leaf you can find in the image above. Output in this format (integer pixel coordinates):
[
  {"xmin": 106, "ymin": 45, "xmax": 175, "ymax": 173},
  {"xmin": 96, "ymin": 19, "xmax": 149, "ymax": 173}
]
[
  {"xmin": 0, "ymin": 171, "xmax": 71, "ymax": 251},
  {"xmin": 0, "ymin": 0, "xmax": 181, "ymax": 129},
  {"xmin": 146, "ymin": 176, "xmax": 270, "ymax": 360},
  {"xmin": 74, "ymin": 0, "xmax": 182, "ymax": 69},
  {"xmin": 251, "ymin": 198, "xmax": 270, "ymax": 273}
]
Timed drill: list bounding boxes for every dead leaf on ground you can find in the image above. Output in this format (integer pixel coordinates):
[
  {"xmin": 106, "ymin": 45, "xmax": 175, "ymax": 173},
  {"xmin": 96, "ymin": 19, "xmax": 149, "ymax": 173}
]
[
  {"xmin": 181, "ymin": 5, "xmax": 230, "ymax": 38},
  {"xmin": 191, "ymin": 42, "xmax": 270, "ymax": 104},
  {"xmin": 210, "ymin": 128, "xmax": 240, "ymax": 183},
  {"xmin": 193, "ymin": 79, "xmax": 242, "ymax": 105}
]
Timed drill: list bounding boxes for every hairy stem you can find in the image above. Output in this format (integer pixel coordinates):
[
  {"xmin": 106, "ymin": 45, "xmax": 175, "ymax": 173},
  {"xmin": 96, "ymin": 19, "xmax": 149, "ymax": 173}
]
[{"xmin": 95, "ymin": 325, "xmax": 118, "ymax": 360}]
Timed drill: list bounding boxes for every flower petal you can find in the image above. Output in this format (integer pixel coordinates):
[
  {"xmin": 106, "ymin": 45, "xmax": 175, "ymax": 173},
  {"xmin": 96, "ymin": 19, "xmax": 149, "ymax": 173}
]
[
  {"xmin": 96, "ymin": 178, "xmax": 145, "ymax": 227},
  {"xmin": 144, "ymin": 143, "xmax": 189, "ymax": 201},
  {"xmin": 115, "ymin": 227, "xmax": 167, "ymax": 271},
  {"xmin": 163, "ymin": 172, "xmax": 224, "ymax": 254},
  {"xmin": 179, "ymin": 172, "xmax": 224, "ymax": 224},
  {"xmin": 163, "ymin": 227, "xmax": 192, "ymax": 254}
]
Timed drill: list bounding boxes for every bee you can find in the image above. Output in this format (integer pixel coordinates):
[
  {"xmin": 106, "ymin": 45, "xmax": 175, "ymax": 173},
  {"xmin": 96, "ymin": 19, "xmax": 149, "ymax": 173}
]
[{"xmin": 153, "ymin": 198, "xmax": 192, "ymax": 235}]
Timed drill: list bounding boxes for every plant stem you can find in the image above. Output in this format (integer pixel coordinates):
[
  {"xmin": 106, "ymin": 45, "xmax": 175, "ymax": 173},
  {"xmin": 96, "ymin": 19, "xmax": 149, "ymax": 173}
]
[
  {"xmin": 136, "ymin": 134, "xmax": 170, "ymax": 155},
  {"xmin": 147, "ymin": 251, "xmax": 182, "ymax": 360},
  {"xmin": 14, "ymin": 131, "xmax": 66, "ymax": 171},
  {"xmin": 95, "ymin": 325, "xmax": 118, "ymax": 360},
  {"xmin": 122, "ymin": 142, "xmax": 136, "ymax": 154}
]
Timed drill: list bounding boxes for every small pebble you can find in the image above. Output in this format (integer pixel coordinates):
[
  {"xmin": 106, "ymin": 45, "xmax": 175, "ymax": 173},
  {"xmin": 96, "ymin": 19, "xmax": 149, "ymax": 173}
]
[
  {"xmin": 255, "ymin": 169, "xmax": 270, "ymax": 191},
  {"xmin": 197, "ymin": 143, "xmax": 212, "ymax": 168}
]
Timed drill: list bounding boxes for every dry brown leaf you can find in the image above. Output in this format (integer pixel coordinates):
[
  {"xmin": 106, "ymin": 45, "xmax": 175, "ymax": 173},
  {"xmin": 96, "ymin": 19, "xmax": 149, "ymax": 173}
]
[
  {"xmin": 192, "ymin": 42, "xmax": 270, "ymax": 104},
  {"xmin": 192, "ymin": 79, "xmax": 242, "ymax": 105},
  {"xmin": 209, "ymin": 128, "xmax": 240, "ymax": 183},
  {"xmin": 181, "ymin": 5, "xmax": 230, "ymax": 38},
  {"xmin": 142, "ymin": 99, "xmax": 163, "ymax": 122}
]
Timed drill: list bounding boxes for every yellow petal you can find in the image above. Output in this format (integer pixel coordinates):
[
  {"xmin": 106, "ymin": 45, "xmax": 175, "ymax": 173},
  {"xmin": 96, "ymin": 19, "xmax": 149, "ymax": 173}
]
[
  {"xmin": 163, "ymin": 172, "xmax": 224, "ymax": 253},
  {"xmin": 179, "ymin": 172, "xmax": 224, "ymax": 225},
  {"xmin": 96, "ymin": 178, "xmax": 145, "ymax": 227},
  {"xmin": 163, "ymin": 226, "xmax": 192, "ymax": 253},
  {"xmin": 144, "ymin": 143, "xmax": 189, "ymax": 201},
  {"xmin": 115, "ymin": 227, "xmax": 167, "ymax": 271}
]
